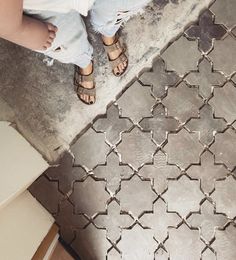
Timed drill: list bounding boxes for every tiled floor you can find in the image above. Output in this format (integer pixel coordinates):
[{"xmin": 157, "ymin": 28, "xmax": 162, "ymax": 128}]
[{"xmin": 29, "ymin": 0, "xmax": 236, "ymax": 259}]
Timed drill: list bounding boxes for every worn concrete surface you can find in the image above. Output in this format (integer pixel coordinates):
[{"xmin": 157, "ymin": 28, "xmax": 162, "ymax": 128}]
[
  {"xmin": 0, "ymin": 0, "xmax": 212, "ymax": 162},
  {"xmin": 29, "ymin": 0, "xmax": 236, "ymax": 258}
]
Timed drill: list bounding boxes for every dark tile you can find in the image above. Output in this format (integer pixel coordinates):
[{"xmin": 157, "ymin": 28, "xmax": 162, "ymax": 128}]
[
  {"xmin": 185, "ymin": 10, "xmax": 226, "ymax": 53},
  {"xmin": 94, "ymin": 200, "xmax": 133, "ymax": 243},
  {"xmin": 186, "ymin": 104, "xmax": 227, "ymax": 146},
  {"xmin": 138, "ymin": 150, "xmax": 181, "ymax": 194},
  {"xmin": 93, "ymin": 104, "xmax": 133, "ymax": 146},
  {"xmin": 93, "ymin": 152, "xmax": 133, "ymax": 196},
  {"xmin": 187, "ymin": 200, "xmax": 227, "ymax": 242},
  {"xmin": 185, "ymin": 58, "xmax": 226, "ymax": 99},
  {"xmin": 186, "ymin": 150, "xmax": 229, "ymax": 194},
  {"xmin": 139, "ymin": 57, "xmax": 180, "ymax": 99},
  {"xmin": 29, "ymin": 175, "xmax": 64, "ymax": 215},
  {"xmin": 140, "ymin": 199, "xmax": 180, "ymax": 243},
  {"xmin": 45, "ymin": 152, "xmax": 87, "ymax": 195},
  {"xmin": 139, "ymin": 104, "xmax": 180, "ymax": 145}
]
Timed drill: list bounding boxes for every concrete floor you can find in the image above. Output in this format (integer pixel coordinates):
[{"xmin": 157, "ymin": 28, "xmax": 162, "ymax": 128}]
[
  {"xmin": 0, "ymin": 0, "xmax": 212, "ymax": 163},
  {"xmin": 29, "ymin": 0, "xmax": 236, "ymax": 259}
]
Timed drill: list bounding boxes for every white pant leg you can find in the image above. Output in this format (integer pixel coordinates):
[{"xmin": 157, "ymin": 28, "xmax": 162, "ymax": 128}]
[
  {"xmin": 24, "ymin": 9, "xmax": 93, "ymax": 68},
  {"xmin": 90, "ymin": 0, "xmax": 151, "ymax": 37}
]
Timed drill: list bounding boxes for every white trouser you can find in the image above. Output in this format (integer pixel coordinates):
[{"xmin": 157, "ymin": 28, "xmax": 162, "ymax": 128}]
[{"xmin": 24, "ymin": 0, "xmax": 151, "ymax": 68}]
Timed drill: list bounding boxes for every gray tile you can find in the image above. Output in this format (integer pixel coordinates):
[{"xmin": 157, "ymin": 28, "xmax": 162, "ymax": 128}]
[
  {"xmin": 201, "ymin": 249, "xmax": 216, "ymax": 260},
  {"xmin": 93, "ymin": 152, "xmax": 133, "ymax": 196},
  {"xmin": 118, "ymin": 225, "xmax": 157, "ymax": 260},
  {"xmin": 71, "ymin": 225, "xmax": 109, "ymax": 260},
  {"xmin": 107, "ymin": 249, "xmax": 121, "ymax": 260},
  {"xmin": 45, "ymin": 152, "xmax": 87, "ymax": 195},
  {"xmin": 209, "ymin": 82, "xmax": 236, "ymax": 124},
  {"xmin": 187, "ymin": 200, "xmax": 227, "ymax": 241},
  {"xmin": 117, "ymin": 81, "xmax": 154, "ymax": 124},
  {"xmin": 154, "ymin": 248, "xmax": 169, "ymax": 260},
  {"xmin": 71, "ymin": 128, "xmax": 110, "ymax": 170},
  {"xmin": 139, "ymin": 104, "xmax": 180, "ymax": 145},
  {"xmin": 163, "ymin": 175, "xmax": 204, "ymax": 217},
  {"xmin": 140, "ymin": 199, "xmax": 180, "ymax": 242},
  {"xmin": 93, "ymin": 104, "xmax": 133, "ymax": 145},
  {"xmin": 186, "ymin": 150, "xmax": 229, "ymax": 194},
  {"xmin": 213, "ymin": 223, "xmax": 236, "ymax": 260},
  {"xmin": 232, "ymin": 73, "xmax": 236, "ymax": 84},
  {"xmin": 163, "ymin": 82, "xmax": 203, "ymax": 123},
  {"xmin": 185, "ymin": 10, "xmax": 226, "ymax": 53},
  {"xmin": 138, "ymin": 151, "xmax": 181, "ymax": 194},
  {"xmin": 165, "ymin": 224, "xmax": 203, "ymax": 260},
  {"xmin": 211, "ymin": 176, "xmax": 236, "ymax": 219},
  {"xmin": 185, "ymin": 58, "xmax": 226, "ymax": 99},
  {"xmin": 117, "ymin": 175, "xmax": 156, "ymax": 218},
  {"xmin": 69, "ymin": 177, "xmax": 110, "ymax": 217},
  {"xmin": 117, "ymin": 127, "xmax": 156, "ymax": 170},
  {"xmin": 164, "ymin": 129, "xmax": 203, "ymax": 170},
  {"xmin": 161, "ymin": 36, "xmax": 201, "ymax": 76},
  {"xmin": 186, "ymin": 104, "xmax": 227, "ymax": 146},
  {"xmin": 139, "ymin": 57, "xmax": 180, "ymax": 99},
  {"xmin": 210, "ymin": 128, "xmax": 236, "ymax": 170},
  {"xmin": 209, "ymin": 35, "xmax": 236, "ymax": 76},
  {"xmin": 94, "ymin": 200, "xmax": 133, "ymax": 243},
  {"xmin": 210, "ymin": 0, "xmax": 236, "ymax": 29}
]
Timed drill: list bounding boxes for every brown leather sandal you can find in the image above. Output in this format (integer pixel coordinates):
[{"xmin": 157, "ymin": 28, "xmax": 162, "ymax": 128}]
[
  {"xmin": 103, "ymin": 35, "xmax": 128, "ymax": 77},
  {"xmin": 74, "ymin": 65, "xmax": 96, "ymax": 105}
]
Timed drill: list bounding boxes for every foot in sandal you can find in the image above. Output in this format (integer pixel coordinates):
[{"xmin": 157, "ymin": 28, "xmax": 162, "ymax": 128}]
[
  {"xmin": 74, "ymin": 62, "xmax": 96, "ymax": 105},
  {"xmin": 102, "ymin": 34, "xmax": 128, "ymax": 77}
]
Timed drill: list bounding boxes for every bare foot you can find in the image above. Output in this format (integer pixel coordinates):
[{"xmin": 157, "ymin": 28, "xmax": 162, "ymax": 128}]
[
  {"xmin": 102, "ymin": 35, "xmax": 128, "ymax": 76},
  {"xmin": 77, "ymin": 62, "xmax": 95, "ymax": 104}
]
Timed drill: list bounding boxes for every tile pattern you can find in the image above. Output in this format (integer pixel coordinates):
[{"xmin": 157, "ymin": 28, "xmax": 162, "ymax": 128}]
[{"xmin": 29, "ymin": 0, "xmax": 236, "ymax": 259}]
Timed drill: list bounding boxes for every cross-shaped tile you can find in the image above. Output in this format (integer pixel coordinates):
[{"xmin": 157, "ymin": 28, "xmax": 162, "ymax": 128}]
[
  {"xmin": 139, "ymin": 57, "xmax": 180, "ymax": 99},
  {"xmin": 138, "ymin": 150, "xmax": 181, "ymax": 194},
  {"xmin": 93, "ymin": 104, "xmax": 133, "ymax": 146},
  {"xmin": 187, "ymin": 200, "xmax": 227, "ymax": 242},
  {"xmin": 185, "ymin": 58, "xmax": 226, "ymax": 99},
  {"xmin": 187, "ymin": 150, "xmax": 229, "ymax": 194},
  {"xmin": 139, "ymin": 104, "xmax": 180, "ymax": 145},
  {"xmin": 185, "ymin": 10, "xmax": 226, "ymax": 53},
  {"xmin": 140, "ymin": 199, "xmax": 181, "ymax": 243},
  {"xmin": 94, "ymin": 200, "xmax": 134, "ymax": 243},
  {"xmin": 45, "ymin": 152, "xmax": 87, "ymax": 195},
  {"xmin": 186, "ymin": 104, "xmax": 227, "ymax": 146},
  {"xmin": 93, "ymin": 152, "xmax": 133, "ymax": 196}
]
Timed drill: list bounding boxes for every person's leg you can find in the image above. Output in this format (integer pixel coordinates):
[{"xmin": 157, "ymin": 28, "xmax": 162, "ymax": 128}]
[
  {"xmin": 90, "ymin": 0, "xmax": 151, "ymax": 75},
  {"xmin": 24, "ymin": 9, "xmax": 95, "ymax": 104}
]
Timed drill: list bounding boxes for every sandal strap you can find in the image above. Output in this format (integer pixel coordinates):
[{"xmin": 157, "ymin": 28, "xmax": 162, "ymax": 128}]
[
  {"xmin": 77, "ymin": 85, "xmax": 96, "ymax": 96},
  {"xmin": 74, "ymin": 72, "xmax": 94, "ymax": 84},
  {"xmin": 104, "ymin": 37, "xmax": 124, "ymax": 53},
  {"xmin": 110, "ymin": 53, "xmax": 128, "ymax": 70}
]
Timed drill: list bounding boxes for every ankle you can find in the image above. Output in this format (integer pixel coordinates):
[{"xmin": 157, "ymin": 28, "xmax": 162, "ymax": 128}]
[
  {"xmin": 79, "ymin": 62, "xmax": 93, "ymax": 75},
  {"xmin": 102, "ymin": 35, "xmax": 116, "ymax": 45}
]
